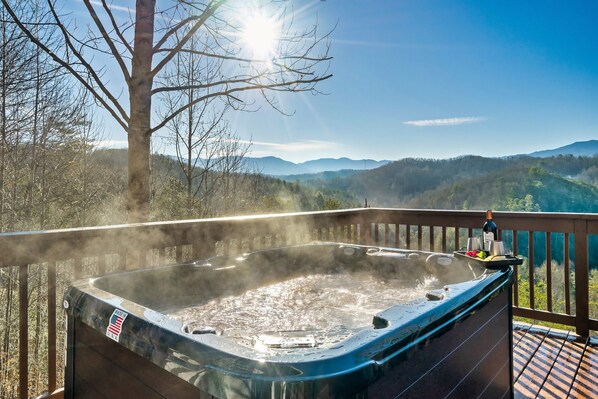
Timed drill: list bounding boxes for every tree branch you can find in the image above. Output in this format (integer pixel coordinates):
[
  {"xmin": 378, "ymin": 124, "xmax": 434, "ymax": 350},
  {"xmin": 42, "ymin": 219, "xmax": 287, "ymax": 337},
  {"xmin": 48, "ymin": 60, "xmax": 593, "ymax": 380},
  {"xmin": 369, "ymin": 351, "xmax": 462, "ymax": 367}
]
[
  {"xmin": 45, "ymin": 0, "xmax": 129, "ymax": 124},
  {"xmin": 153, "ymin": 47, "xmax": 269, "ymax": 64},
  {"xmin": 0, "ymin": 0, "xmax": 129, "ymax": 131},
  {"xmin": 152, "ymin": 15, "xmax": 201, "ymax": 53},
  {"xmin": 151, "ymin": 75, "xmax": 263, "ymax": 95},
  {"xmin": 151, "ymin": 74, "xmax": 332, "ymax": 134},
  {"xmin": 100, "ymin": 0, "xmax": 133, "ymax": 55},
  {"xmin": 82, "ymin": 0, "xmax": 130, "ymax": 81},
  {"xmin": 150, "ymin": 0, "xmax": 227, "ymax": 78}
]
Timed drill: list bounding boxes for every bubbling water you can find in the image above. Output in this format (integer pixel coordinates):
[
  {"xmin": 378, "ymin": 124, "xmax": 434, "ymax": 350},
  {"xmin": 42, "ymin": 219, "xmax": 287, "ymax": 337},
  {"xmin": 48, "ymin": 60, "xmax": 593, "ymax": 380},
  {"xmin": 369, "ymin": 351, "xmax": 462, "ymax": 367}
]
[{"xmin": 169, "ymin": 272, "xmax": 439, "ymax": 340}]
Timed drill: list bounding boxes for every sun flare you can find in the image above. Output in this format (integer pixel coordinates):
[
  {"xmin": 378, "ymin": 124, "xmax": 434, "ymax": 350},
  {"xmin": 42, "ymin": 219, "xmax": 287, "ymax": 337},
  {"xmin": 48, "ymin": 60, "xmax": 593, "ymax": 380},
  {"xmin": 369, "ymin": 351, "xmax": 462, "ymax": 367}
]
[{"xmin": 241, "ymin": 13, "xmax": 280, "ymax": 59}]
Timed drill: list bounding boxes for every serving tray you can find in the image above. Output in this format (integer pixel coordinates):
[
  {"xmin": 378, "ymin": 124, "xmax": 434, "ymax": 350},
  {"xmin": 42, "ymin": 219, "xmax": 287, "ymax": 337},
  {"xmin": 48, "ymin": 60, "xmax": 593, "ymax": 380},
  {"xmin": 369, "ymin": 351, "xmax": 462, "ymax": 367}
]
[{"xmin": 453, "ymin": 251, "xmax": 524, "ymax": 270}]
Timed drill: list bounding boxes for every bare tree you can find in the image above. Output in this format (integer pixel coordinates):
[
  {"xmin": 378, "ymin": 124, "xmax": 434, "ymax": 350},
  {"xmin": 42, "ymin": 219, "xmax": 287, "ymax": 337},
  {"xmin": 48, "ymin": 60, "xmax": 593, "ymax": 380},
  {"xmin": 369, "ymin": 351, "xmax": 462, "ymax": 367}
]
[
  {"xmin": 0, "ymin": 0, "xmax": 32, "ymax": 232},
  {"xmin": 159, "ymin": 30, "xmax": 252, "ymax": 218},
  {"xmin": 1, "ymin": 0, "xmax": 332, "ymax": 222}
]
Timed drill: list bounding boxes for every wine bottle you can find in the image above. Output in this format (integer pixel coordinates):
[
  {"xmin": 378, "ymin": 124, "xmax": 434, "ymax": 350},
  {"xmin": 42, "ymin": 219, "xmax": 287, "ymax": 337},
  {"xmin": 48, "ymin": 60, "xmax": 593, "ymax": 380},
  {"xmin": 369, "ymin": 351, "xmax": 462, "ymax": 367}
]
[{"xmin": 482, "ymin": 209, "xmax": 498, "ymax": 248}]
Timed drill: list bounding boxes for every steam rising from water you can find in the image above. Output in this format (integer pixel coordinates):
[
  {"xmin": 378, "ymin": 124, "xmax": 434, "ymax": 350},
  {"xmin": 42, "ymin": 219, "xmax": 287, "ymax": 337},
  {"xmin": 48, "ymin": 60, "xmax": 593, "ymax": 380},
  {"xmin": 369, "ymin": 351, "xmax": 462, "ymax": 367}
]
[{"xmin": 170, "ymin": 272, "xmax": 440, "ymax": 343}]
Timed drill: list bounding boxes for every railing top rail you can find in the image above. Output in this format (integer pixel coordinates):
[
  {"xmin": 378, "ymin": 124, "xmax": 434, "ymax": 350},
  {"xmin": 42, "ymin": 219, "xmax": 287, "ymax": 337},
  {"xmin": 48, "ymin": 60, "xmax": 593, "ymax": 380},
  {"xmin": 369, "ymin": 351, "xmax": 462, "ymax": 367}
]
[
  {"xmin": 367, "ymin": 207, "xmax": 598, "ymax": 220},
  {"xmin": 368, "ymin": 208, "xmax": 598, "ymax": 233},
  {"xmin": 0, "ymin": 208, "xmax": 367, "ymax": 239},
  {"xmin": 1, "ymin": 208, "xmax": 596, "ymax": 267},
  {"xmin": 0, "ymin": 209, "xmax": 367, "ymax": 266},
  {"xmin": 2, "ymin": 208, "xmax": 595, "ymax": 240}
]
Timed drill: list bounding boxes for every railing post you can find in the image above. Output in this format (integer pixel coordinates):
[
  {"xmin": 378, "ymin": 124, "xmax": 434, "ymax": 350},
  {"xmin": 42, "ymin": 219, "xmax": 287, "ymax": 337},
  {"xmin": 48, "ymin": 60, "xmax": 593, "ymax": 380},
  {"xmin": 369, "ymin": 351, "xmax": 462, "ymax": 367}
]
[
  {"xmin": 546, "ymin": 232, "xmax": 553, "ymax": 312},
  {"xmin": 176, "ymin": 245, "xmax": 183, "ymax": 263},
  {"xmin": 48, "ymin": 262, "xmax": 57, "ymax": 393},
  {"xmin": 385, "ymin": 224, "xmax": 390, "ymax": 247},
  {"xmin": 574, "ymin": 219, "xmax": 589, "ymax": 336},
  {"xmin": 193, "ymin": 230, "xmax": 213, "ymax": 260},
  {"xmin": 19, "ymin": 264, "xmax": 29, "ymax": 399},
  {"xmin": 513, "ymin": 230, "xmax": 519, "ymax": 307},
  {"xmin": 529, "ymin": 231, "xmax": 535, "ymax": 309},
  {"xmin": 564, "ymin": 232, "xmax": 571, "ymax": 315},
  {"xmin": 361, "ymin": 211, "xmax": 371, "ymax": 245}
]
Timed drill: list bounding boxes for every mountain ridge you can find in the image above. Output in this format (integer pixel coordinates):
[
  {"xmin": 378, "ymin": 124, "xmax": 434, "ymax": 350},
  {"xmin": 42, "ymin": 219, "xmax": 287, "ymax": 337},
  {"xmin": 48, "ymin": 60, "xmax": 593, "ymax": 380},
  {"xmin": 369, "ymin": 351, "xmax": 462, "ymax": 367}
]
[
  {"xmin": 242, "ymin": 156, "xmax": 391, "ymax": 175},
  {"xmin": 528, "ymin": 140, "xmax": 598, "ymax": 158},
  {"xmin": 164, "ymin": 140, "xmax": 596, "ymax": 176},
  {"xmin": 244, "ymin": 140, "xmax": 597, "ymax": 176}
]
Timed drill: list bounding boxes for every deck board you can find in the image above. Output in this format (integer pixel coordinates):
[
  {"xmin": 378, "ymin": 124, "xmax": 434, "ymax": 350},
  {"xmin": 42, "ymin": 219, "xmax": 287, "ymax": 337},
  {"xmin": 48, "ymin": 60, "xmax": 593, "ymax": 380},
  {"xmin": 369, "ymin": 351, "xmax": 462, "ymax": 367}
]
[
  {"xmin": 569, "ymin": 342, "xmax": 598, "ymax": 398},
  {"xmin": 538, "ymin": 335, "xmax": 586, "ymax": 399},
  {"xmin": 513, "ymin": 326, "xmax": 549, "ymax": 381},
  {"xmin": 513, "ymin": 323, "xmax": 532, "ymax": 347},
  {"xmin": 513, "ymin": 323, "xmax": 597, "ymax": 399},
  {"xmin": 514, "ymin": 333, "xmax": 567, "ymax": 398}
]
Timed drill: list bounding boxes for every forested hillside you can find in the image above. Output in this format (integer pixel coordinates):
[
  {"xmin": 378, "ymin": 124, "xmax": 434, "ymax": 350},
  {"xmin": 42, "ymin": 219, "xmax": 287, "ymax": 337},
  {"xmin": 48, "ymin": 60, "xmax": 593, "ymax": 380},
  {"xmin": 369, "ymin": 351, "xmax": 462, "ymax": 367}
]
[
  {"xmin": 98, "ymin": 149, "xmax": 358, "ymax": 223},
  {"xmin": 4, "ymin": 145, "xmax": 596, "ymax": 231},
  {"xmin": 300, "ymin": 155, "xmax": 598, "ymax": 212},
  {"xmin": 60, "ymin": 152, "xmax": 598, "ymax": 224},
  {"xmin": 0, "ymin": 146, "xmax": 360, "ymax": 234},
  {"xmin": 318, "ymin": 156, "xmax": 512, "ymax": 206},
  {"xmin": 407, "ymin": 164, "xmax": 598, "ymax": 212}
]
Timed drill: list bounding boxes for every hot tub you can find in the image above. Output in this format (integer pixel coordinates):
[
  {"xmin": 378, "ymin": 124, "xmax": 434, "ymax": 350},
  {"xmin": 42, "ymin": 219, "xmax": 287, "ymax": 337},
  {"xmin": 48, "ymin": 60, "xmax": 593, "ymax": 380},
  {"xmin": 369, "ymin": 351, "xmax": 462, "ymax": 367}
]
[{"xmin": 64, "ymin": 243, "xmax": 514, "ymax": 398}]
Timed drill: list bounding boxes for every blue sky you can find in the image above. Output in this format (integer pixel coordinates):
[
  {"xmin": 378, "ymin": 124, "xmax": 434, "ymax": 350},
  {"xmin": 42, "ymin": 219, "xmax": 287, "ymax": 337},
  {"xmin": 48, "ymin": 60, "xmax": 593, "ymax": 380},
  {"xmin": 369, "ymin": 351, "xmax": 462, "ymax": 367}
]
[
  {"xmin": 229, "ymin": 0, "xmax": 598, "ymax": 162},
  {"xmin": 80, "ymin": 1, "xmax": 598, "ymax": 162}
]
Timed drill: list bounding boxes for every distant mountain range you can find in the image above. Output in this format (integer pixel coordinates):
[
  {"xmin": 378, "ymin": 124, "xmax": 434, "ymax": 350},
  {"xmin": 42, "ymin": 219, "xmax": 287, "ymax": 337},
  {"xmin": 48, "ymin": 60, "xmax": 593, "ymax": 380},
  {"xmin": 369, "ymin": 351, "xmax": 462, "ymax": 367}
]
[
  {"xmin": 528, "ymin": 140, "xmax": 598, "ymax": 158},
  {"xmin": 242, "ymin": 140, "xmax": 596, "ymax": 176},
  {"xmin": 242, "ymin": 156, "xmax": 391, "ymax": 176},
  {"xmin": 165, "ymin": 140, "xmax": 597, "ymax": 176}
]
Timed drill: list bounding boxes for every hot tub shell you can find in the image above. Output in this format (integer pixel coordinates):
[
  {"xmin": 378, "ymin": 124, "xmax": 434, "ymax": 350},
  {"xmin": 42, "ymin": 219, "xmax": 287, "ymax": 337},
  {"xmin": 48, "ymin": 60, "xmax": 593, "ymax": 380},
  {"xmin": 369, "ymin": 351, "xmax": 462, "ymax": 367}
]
[{"xmin": 64, "ymin": 243, "xmax": 514, "ymax": 398}]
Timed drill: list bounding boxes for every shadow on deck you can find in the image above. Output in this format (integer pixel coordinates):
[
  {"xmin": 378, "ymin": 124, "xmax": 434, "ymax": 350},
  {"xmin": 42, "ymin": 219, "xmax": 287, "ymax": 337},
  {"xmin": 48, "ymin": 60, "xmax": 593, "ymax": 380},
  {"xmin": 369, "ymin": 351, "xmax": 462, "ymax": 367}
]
[{"xmin": 513, "ymin": 322, "xmax": 597, "ymax": 398}]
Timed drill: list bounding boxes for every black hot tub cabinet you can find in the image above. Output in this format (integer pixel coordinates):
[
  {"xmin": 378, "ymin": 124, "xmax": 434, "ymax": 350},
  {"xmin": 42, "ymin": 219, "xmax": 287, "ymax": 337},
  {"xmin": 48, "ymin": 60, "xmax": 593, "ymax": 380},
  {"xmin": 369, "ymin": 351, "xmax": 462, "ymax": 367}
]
[{"xmin": 64, "ymin": 243, "xmax": 514, "ymax": 399}]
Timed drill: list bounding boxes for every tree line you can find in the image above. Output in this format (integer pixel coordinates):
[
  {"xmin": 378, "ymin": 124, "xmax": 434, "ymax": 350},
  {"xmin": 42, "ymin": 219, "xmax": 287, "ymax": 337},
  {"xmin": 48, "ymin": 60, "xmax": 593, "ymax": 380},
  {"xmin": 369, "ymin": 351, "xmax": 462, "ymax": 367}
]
[
  {"xmin": 0, "ymin": 4, "xmax": 117, "ymax": 396},
  {"xmin": 0, "ymin": 3, "xmax": 116, "ymax": 232},
  {"xmin": 1, "ymin": 0, "xmax": 333, "ymax": 222}
]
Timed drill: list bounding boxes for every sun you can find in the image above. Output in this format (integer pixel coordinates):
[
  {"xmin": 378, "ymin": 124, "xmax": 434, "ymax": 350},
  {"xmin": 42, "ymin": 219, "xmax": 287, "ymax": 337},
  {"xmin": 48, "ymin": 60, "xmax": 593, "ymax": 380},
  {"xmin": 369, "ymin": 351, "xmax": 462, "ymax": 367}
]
[{"xmin": 241, "ymin": 12, "xmax": 280, "ymax": 59}]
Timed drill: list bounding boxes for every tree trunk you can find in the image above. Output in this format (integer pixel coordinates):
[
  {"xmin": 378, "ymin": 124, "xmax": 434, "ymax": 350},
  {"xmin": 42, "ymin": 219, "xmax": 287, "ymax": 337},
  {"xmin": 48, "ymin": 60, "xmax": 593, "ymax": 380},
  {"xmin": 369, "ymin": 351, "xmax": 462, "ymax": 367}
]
[
  {"xmin": 26, "ymin": 45, "xmax": 41, "ymax": 222},
  {"xmin": 127, "ymin": 0, "xmax": 155, "ymax": 223},
  {"xmin": 39, "ymin": 120, "xmax": 47, "ymax": 229},
  {"xmin": 127, "ymin": 129, "xmax": 151, "ymax": 222},
  {"xmin": 186, "ymin": 88, "xmax": 193, "ymax": 218},
  {"xmin": 0, "ymin": 11, "xmax": 8, "ymax": 232}
]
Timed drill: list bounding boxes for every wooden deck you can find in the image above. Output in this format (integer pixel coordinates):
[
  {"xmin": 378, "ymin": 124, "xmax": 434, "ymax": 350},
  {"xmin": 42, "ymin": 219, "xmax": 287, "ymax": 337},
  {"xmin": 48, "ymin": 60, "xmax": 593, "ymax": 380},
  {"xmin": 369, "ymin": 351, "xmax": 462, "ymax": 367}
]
[{"xmin": 513, "ymin": 323, "xmax": 598, "ymax": 398}]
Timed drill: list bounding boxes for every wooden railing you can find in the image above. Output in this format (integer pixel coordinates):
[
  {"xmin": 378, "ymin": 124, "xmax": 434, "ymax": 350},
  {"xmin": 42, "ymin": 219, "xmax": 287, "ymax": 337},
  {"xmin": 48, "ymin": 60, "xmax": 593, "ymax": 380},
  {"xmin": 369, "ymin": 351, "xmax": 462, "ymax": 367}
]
[
  {"xmin": 361, "ymin": 209, "xmax": 598, "ymax": 338},
  {"xmin": 0, "ymin": 208, "xmax": 596, "ymax": 399}
]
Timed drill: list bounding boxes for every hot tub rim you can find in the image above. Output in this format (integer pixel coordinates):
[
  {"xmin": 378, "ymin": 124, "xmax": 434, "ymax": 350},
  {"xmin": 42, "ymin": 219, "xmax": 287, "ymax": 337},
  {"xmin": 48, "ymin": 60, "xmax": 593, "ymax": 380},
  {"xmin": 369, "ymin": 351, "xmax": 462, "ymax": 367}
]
[{"xmin": 63, "ymin": 258, "xmax": 512, "ymax": 385}]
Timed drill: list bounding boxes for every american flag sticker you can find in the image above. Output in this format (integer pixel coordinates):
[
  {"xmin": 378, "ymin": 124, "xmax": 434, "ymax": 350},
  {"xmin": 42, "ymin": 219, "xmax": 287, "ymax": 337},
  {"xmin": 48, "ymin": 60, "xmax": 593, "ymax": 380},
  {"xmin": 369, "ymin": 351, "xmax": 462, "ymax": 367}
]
[{"xmin": 106, "ymin": 309, "xmax": 128, "ymax": 342}]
